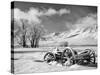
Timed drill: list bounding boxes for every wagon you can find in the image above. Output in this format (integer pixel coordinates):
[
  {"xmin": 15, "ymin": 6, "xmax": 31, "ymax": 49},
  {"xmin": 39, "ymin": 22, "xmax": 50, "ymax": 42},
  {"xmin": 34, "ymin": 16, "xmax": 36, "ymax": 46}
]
[
  {"xmin": 75, "ymin": 49, "xmax": 96, "ymax": 65},
  {"xmin": 44, "ymin": 47, "xmax": 96, "ymax": 66}
]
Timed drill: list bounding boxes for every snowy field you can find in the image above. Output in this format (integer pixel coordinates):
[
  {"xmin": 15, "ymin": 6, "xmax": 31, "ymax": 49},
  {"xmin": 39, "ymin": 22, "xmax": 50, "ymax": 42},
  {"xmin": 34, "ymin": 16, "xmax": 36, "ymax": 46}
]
[{"xmin": 12, "ymin": 46, "xmax": 97, "ymax": 74}]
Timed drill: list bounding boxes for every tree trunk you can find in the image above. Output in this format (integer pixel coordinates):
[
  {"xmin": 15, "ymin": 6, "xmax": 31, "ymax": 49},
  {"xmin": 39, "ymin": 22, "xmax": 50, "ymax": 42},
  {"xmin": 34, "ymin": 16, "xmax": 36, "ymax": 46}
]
[
  {"xmin": 22, "ymin": 34, "xmax": 27, "ymax": 47},
  {"xmin": 34, "ymin": 37, "xmax": 39, "ymax": 48},
  {"xmin": 31, "ymin": 39, "xmax": 35, "ymax": 48},
  {"xmin": 34, "ymin": 39, "xmax": 37, "ymax": 48}
]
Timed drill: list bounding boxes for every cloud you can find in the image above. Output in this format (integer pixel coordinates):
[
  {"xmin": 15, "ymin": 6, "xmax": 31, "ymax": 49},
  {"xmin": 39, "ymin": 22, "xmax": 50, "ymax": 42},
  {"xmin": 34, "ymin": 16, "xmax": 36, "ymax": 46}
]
[
  {"xmin": 75, "ymin": 14, "xmax": 97, "ymax": 30},
  {"xmin": 14, "ymin": 8, "xmax": 41, "ymax": 24},
  {"xmin": 13, "ymin": 8, "xmax": 70, "ymax": 24},
  {"xmin": 76, "ymin": 14, "xmax": 97, "ymax": 39},
  {"xmin": 44, "ymin": 8, "xmax": 57, "ymax": 16},
  {"xmin": 65, "ymin": 22, "xmax": 74, "ymax": 31},
  {"xmin": 59, "ymin": 9, "xmax": 70, "ymax": 16},
  {"xmin": 44, "ymin": 8, "xmax": 70, "ymax": 16},
  {"xmin": 67, "ymin": 13, "xmax": 97, "ymax": 39},
  {"xmin": 66, "ymin": 13, "xmax": 97, "ymax": 31}
]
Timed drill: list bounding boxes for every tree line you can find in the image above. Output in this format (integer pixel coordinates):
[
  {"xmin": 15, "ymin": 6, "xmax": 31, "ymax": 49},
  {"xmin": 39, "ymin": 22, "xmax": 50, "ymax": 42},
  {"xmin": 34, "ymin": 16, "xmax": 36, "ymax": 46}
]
[{"xmin": 11, "ymin": 19, "xmax": 46, "ymax": 48}]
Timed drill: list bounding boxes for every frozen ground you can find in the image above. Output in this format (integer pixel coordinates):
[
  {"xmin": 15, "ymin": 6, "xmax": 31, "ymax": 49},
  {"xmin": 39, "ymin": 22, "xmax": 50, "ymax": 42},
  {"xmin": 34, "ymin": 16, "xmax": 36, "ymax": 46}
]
[{"xmin": 12, "ymin": 46, "xmax": 97, "ymax": 74}]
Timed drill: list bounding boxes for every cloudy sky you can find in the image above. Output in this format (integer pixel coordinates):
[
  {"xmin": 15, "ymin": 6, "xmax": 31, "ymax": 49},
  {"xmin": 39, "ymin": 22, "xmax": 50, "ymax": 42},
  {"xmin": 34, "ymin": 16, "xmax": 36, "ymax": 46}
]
[{"xmin": 12, "ymin": 1, "xmax": 97, "ymax": 33}]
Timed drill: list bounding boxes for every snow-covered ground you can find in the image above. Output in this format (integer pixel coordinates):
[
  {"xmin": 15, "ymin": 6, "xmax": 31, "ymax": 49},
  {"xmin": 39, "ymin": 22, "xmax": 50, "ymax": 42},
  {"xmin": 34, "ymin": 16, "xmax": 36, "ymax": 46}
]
[
  {"xmin": 12, "ymin": 46, "xmax": 97, "ymax": 74},
  {"xmin": 14, "ymin": 59, "xmax": 97, "ymax": 74}
]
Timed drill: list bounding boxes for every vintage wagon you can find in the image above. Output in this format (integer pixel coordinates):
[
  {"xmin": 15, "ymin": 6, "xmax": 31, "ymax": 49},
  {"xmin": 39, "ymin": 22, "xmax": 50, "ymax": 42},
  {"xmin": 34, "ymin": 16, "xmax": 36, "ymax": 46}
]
[
  {"xmin": 44, "ymin": 47, "xmax": 96, "ymax": 66},
  {"xmin": 75, "ymin": 49, "xmax": 96, "ymax": 65}
]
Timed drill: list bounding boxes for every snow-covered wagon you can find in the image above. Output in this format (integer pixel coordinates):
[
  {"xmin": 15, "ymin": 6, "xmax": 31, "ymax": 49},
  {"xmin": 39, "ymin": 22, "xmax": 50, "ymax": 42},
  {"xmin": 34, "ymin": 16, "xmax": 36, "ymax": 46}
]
[{"xmin": 44, "ymin": 47, "xmax": 96, "ymax": 66}]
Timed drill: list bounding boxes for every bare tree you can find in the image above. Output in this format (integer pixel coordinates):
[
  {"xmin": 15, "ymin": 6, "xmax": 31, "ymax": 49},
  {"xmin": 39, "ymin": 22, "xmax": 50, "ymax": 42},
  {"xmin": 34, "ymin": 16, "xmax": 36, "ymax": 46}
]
[
  {"xmin": 13, "ymin": 19, "xmax": 29, "ymax": 48},
  {"xmin": 28, "ymin": 23, "xmax": 46, "ymax": 48},
  {"xmin": 11, "ymin": 19, "xmax": 22, "ymax": 48},
  {"xmin": 21, "ymin": 20, "xmax": 27, "ymax": 47},
  {"xmin": 13, "ymin": 19, "xmax": 46, "ymax": 48}
]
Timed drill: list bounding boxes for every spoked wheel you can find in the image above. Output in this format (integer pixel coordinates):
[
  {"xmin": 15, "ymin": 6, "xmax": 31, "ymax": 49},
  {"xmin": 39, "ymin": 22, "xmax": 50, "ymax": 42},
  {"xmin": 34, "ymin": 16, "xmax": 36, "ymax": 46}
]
[
  {"xmin": 63, "ymin": 48, "xmax": 76, "ymax": 66},
  {"xmin": 63, "ymin": 48, "xmax": 72, "ymax": 58},
  {"xmin": 89, "ymin": 50, "xmax": 96, "ymax": 64},
  {"xmin": 77, "ymin": 49, "xmax": 96, "ymax": 65},
  {"xmin": 44, "ymin": 52, "xmax": 55, "ymax": 63},
  {"xmin": 63, "ymin": 57, "xmax": 75, "ymax": 66}
]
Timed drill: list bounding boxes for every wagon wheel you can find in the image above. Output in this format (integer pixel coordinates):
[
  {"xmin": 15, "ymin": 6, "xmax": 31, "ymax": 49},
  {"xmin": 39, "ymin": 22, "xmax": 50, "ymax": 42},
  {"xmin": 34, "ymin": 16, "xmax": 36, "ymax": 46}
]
[
  {"xmin": 89, "ymin": 50, "xmax": 96, "ymax": 64},
  {"xmin": 44, "ymin": 52, "xmax": 55, "ymax": 63},
  {"xmin": 63, "ymin": 57, "xmax": 75, "ymax": 66},
  {"xmin": 63, "ymin": 48, "xmax": 72, "ymax": 58},
  {"xmin": 70, "ymin": 57, "xmax": 75, "ymax": 65},
  {"xmin": 63, "ymin": 48, "xmax": 75, "ymax": 66}
]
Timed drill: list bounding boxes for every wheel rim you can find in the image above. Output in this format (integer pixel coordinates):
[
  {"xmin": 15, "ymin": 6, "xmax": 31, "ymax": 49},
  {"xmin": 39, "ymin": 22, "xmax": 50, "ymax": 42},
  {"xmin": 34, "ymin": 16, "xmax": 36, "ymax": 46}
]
[
  {"xmin": 44, "ymin": 53, "xmax": 54, "ymax": 62},
  {"xmin": 89, "ymin": 51, "xmax": 95, "ymax": 64},
  {"xmin": 64, "ymin": 57, "xmax": 74, "ymax": 66}
]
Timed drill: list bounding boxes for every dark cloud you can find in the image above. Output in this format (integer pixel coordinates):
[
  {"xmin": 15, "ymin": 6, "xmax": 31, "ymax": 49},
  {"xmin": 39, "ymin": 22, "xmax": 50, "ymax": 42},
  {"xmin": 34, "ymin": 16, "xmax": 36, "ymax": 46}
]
[{"xmin": 12, "ymin": 1, "xmax": 97, "ymax": 32}]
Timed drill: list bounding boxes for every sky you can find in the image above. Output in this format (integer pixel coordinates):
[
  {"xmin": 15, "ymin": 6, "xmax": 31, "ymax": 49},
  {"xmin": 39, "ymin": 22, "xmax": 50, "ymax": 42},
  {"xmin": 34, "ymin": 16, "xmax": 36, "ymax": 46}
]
[{"xmin": 12, "ymin": 1, "xmax": 97, "ymax": 33}]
